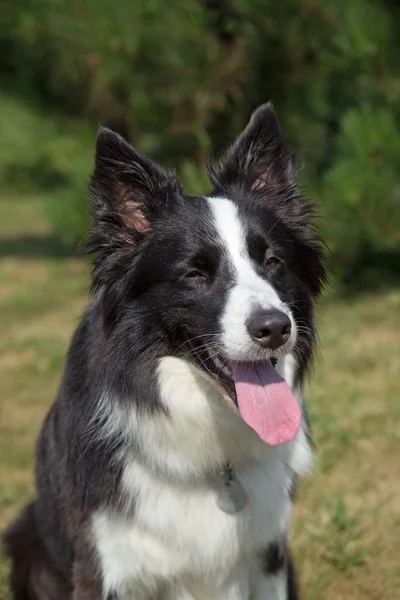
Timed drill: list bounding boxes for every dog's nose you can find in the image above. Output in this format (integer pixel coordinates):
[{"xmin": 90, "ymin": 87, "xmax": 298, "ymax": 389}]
[{"xmin": 247, "ymin": 309, "xmax": 291, "ymax": 350}]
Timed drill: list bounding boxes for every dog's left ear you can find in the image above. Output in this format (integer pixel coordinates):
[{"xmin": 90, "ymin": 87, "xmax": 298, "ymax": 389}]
[{"xmin": 208, "ymin": 103, "xmax": 295, "ymax": 192}]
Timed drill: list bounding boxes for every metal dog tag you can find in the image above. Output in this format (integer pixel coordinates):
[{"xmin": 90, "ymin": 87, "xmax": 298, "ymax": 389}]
[{"xmin": 216, "ymin": 466, "xmax": 247, "ymax": 514}]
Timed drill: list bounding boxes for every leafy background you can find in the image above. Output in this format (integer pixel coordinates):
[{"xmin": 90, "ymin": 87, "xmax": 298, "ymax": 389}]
[
  {"xmin": 0, "ymin": 1, "xmax": 399, "ymax": 599},
  {"xmin": 1, "ymin": 0, "xmax": 400, "ymax": 286}
]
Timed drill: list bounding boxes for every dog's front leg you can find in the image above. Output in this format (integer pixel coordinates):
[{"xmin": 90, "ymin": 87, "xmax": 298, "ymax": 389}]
[
  {"xmin": 252, "ymin": 572, "xmax": 288, "ymax": 600},
  {"xmin": 220, "ymin": 563, "xmax": 250, "ymax": 599},
  {"xmin": 165, "ymin": 568, "xmax": 249, "ymax": 600},
  {"xmin": 252, "ymin": 553, "xmax": 299, "ymax": 600}
]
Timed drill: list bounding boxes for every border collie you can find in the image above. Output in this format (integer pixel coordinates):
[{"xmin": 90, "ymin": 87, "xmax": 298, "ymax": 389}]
[{"xmin": 4, "ymin": 103, "xmax": 326, "ymax": 599}]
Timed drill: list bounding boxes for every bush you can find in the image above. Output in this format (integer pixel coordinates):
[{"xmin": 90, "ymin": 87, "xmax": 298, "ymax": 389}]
[
  {"xmin": 0, "ymin": 95, "xmax": 94, "ymax": 248},
  {"xmin": 321, "ymin": 106, "xmax": 400, "ymax": 286},
  {"xmin": 1, "ymin": 0, "xmax": 400, "ymax": 287}
]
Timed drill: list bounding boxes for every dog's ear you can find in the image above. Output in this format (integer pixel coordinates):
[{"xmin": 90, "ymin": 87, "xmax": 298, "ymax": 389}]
[
  {"xmin": 208, "ymin": 103, "xmax": 295, "ymax": 192},
  {"xmin": 90, "ymin": 127, "xmax": 181, "ymax": 250}
]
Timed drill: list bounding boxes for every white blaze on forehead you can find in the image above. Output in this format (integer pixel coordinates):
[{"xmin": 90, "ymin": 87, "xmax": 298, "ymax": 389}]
[
  {"xmin": 206, "ymin": 197, "xmax": 296, "ymax": 360},
  {"xmin": 207, "ymin": 198, "xmax": 249, "ymax": 269},
  {"xmin": 206, "ymin": 197, "xmax": 281, "ymax": 301}
]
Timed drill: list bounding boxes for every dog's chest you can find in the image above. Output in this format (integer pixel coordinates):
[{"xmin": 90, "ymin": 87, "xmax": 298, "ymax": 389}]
[{"xmin": 92, "ymin": 450, "xmax": 294, "ymax": 597}]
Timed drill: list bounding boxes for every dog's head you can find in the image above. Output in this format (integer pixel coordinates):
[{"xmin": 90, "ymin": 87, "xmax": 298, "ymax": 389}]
[{"xmin": 89, "ymin": 104, "xmax": 326, "ymax": 443}]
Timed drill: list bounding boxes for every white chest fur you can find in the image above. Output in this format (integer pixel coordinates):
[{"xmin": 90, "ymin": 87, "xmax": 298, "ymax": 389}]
[{"xmin": 92, "ymin": 356, "xmax": 312, "ymax": 599}]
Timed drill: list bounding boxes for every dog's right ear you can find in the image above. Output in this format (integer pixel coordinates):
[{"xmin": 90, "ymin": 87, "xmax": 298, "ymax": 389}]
[
  {"xmin": 90, "ymin": 127, "xmax": 181, "ymax": 253},
  {"xmin": 208, "ymin": 103, "xmax": 295, "ymax": 193}
]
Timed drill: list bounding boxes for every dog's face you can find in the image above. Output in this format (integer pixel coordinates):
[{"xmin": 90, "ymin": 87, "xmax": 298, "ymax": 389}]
[{"xmin": 90, "ymin": 104, "xmax": 325, "ymax": 398}]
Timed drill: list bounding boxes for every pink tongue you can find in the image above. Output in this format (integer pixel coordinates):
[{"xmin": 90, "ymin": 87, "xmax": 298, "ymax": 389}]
[{"xmin": 229, "ymin": 362, "xmax": 301, "ymax": 446}]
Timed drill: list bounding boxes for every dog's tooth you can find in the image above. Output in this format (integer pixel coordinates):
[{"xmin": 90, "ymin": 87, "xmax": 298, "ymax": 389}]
[{"xmin": 213, "ymin": 357, "xmax": 224, "ymax": 369}]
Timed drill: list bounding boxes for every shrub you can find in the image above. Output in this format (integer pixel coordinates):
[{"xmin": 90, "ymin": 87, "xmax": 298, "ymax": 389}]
[{"xmin": 321, "ymin": 106, "xmax": 400, "ymax": 286}]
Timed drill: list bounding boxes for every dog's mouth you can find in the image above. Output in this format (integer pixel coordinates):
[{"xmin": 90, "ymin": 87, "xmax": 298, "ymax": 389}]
[
  {"xmin": 198, "ymin": 351, "xmax": 301, "ymax": 447},
  {"xmin": 200, "ymin": 351, "xmax": 279, "ymax": 402}
]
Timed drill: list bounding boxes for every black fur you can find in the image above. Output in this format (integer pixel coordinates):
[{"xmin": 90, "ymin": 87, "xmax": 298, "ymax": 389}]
[
  {"xmin": 262, "ymin": 541, "xmax": 285, "ymax": 575},
  {"xmin": 3, "ymin": 103, "xmax": 326, "ymax": 599}
]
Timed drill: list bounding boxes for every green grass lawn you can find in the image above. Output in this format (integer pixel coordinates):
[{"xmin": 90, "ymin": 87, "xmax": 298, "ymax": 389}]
[{"xmin": 1, "ymin": 196, "xmax": 399, "ymax": 600}]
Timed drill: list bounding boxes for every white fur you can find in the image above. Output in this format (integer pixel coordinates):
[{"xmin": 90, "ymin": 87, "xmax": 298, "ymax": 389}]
[
  {"xmin": 253, "ymin": 573, "xmax": 288, "ymax": 600},
  {"xmin": 92, "ymin": 198, "xmax": 312, "ymax": 599},
  {"xmin": 207, "ymin": 197, "xmax": 297, "ymax": 361},
  {"xmin": 92, "ymin": 356, "xmax": 312, "ymax": 599}
]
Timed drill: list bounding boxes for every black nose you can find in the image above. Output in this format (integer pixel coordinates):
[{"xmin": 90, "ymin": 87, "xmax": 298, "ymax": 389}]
[{"xmin": 247, "ymin": 309, "xmax": 291, "ymax": 350}]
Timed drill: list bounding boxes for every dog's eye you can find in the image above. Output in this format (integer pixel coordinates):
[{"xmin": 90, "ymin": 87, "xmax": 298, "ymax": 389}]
[
  {"xmin": 265, "ymin": 256, "xmax": 281, "ymax": 268},
  {"xmin": 185, "ymin": 270, "xmax": 207, "ymax": 280}
]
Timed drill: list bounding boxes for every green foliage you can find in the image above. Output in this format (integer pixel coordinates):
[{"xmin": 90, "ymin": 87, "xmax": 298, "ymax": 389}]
[
  {"xmin": 0, "ymin": 96, "xmax": 80, "ymax": 190},
  {"xmin": 0, "ymin": 95, "xmax": 94, "ymax": 247},
  {"xmin": 1, "ymin": 0, "xmax": 399, "ymax": 284},
  {"xmin": 322, "ymin": 106, "xmax": 400, "ymax": 284}
]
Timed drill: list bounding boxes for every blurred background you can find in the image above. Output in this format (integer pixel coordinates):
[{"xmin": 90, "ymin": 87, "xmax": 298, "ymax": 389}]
[{"xmin": 0, "ymin": 1, "xmax": 399, "ymax": 598}]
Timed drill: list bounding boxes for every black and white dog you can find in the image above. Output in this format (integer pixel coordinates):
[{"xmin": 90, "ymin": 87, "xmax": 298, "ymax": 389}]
[{"xmin": 4, "ymin": 104, "xmax": 326, "ymax": 599}]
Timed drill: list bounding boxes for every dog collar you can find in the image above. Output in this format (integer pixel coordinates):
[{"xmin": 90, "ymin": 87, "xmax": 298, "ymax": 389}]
[{"xmin": 216, "ymin": 464, "xmax": 247, "ymax": 514}]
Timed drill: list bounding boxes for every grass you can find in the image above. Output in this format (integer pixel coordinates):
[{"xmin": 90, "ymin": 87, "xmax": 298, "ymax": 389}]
[
  {"xmin": 1, "ymin": 195, "xmax": 400, "ymax": 599},
  {"xmin": 292, "ymin": 288, "xmax": 400, "ymax": 599}
]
